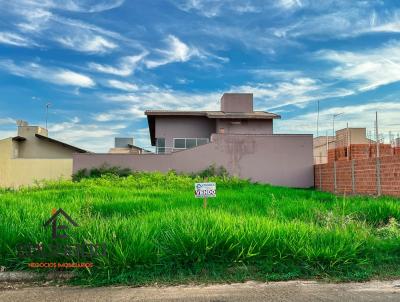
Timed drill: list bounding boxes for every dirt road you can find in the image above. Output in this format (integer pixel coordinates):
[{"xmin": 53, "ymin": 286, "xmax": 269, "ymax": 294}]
[{"xmin": 1, "ymin": 280, "xmax": 400, "ymax": 302}]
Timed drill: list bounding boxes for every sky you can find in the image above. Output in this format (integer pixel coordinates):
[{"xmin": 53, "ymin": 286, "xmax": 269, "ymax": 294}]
[{"xmin": 1, "ymin": 0, "xmax": 400, "ymax": 152}]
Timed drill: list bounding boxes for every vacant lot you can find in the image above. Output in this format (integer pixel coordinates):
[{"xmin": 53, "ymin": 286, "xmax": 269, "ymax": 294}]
[{"xmin": 0, "ymin": 172, "xmax": 399, "ymax": 285}]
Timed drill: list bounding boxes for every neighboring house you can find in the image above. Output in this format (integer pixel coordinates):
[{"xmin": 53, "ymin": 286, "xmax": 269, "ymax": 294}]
[
  {"xmin": 313, "ymin": 136, "xmax": 335, "ymax": 164},
  {"xmin": 74, "ymin": 93, "xmax": 314, "ymax": 188},
  {"xmin": 145, "ymin": 93, "xmax": 279, "ymax": 153},
  {"xmin": 313, "ymin": 128, "xmax": 372, "ymax": 164},
  {"xmin": 108, "ymin": 137, "xmax": 147, "ymax": 154},
  {"xmin": 0, "ymin": 121, "xmax": 87, "ymax": 188}
]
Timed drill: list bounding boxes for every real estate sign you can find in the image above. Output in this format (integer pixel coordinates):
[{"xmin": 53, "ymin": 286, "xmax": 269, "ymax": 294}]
[{"xmin": 195, "ymin": 182, "xmax": 216, "ymax": 198}]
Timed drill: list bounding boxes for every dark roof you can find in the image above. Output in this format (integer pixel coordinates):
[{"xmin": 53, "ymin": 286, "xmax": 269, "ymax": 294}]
[
  {"xmin": 35, "ymin": 134, "xmax": 88, "ymax": 153},
  {"xmin": 12, "ymin": 136, "xmax": 26, "ymax": 142},
  {"xmin": 145, "ymin": 110, "xmax": 281, "ymax": 146},
  {"xmin": 145, "ymin": 110, "xmax": 280, "ymax": 119}
]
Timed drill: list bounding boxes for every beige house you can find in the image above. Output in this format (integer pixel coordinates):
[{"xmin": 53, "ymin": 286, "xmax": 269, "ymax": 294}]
[
  {"xmin": 313, "ymin": 128, "xmax": 371, "ymax": 164},
  {"xmin": 108, "ymin": 137, "xmax": 147, "ymax": 154},
  {"xmin": 0, "ymin": 121, "xmax": 87, "ymax": 188},
  {"xmin": 313, "ymin": 135, "xmax": 335, "ymax": 164}
]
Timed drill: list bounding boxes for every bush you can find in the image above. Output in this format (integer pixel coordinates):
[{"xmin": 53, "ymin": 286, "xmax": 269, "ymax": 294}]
[
  {"xmin": 192, "ymin": 164, "xmax": 229, "ymax": 178},
  {"xmin": 72, "ymin": 165, "xmax": 132, "ymax": 181}
]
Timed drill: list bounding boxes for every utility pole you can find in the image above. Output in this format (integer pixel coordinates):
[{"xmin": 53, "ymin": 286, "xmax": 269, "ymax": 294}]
[
  {"xmin": 347, "ymin": 122, "xmax": 350, "ymax": 160},
  {"xmin": 316, "ymin": 100, "xmax": 320, "ymax": 137},
  {"xmin": 45, "ymin": 102, "xmax": 51, "ymax": 129},
  {"xmin": 326, "ymin": 130, "xmax": 329, "ymax": 163},
  {"xmin": 375, "ymin": 111, "xmax": 381, "ymax": 196}
]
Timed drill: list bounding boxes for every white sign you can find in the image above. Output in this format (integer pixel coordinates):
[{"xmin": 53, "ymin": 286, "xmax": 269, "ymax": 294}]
[{"xmin": 195, "ymin": 182, "xmax": 216, "ymax": 198}]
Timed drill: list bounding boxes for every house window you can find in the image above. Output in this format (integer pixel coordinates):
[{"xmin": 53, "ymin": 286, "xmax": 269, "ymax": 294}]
[
  {"xmin": 156, "ymin": 138, "xmax": 165, "ymax": 154},
  {"xmin": 174, "ymin": 138, "xmax": 185, "ymax": 149},
  {"xmin": 173, "ymin": 138, "xmax": 209, "ymax": 150},
  {"xmin": 197, "ymin": 138, "xmax": 208, "ymax": 146},
  {"xmin": 186, "ymin": 138, "xmax": 197, "ymax": 149}
]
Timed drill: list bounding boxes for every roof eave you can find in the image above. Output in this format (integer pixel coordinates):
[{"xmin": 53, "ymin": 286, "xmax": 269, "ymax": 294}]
[{"xmin": 35, "ymin": 134, "xmax": 89, "ymax": 153}]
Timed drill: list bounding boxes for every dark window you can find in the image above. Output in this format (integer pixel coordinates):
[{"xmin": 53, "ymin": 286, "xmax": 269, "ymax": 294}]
[
  {"xmin": 156, "ymin": 138, "xmax": 165, "ymax": 154},
  {"xmin": 186, "ymin": 139, "xmax": 197, "ymax": 149},
  {"xmin": 197, "ymin": 138, "xmax": 208, "ymax": 146},
  {"xmin": 174, "ymin": 139, "xmax": 185, "ymax": 149}
]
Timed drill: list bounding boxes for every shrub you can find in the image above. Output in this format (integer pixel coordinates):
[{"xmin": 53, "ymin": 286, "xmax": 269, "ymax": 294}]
[
  {"xmin": 72, "ymin": 165, "xmax": 132, "ymax": 181},
  {"xmin": 192, "ymin": 164, "xmax": 229, "ymax": 178}
]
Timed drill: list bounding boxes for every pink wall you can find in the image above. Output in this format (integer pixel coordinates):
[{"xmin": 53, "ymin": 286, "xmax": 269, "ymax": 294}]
[
  {"xmin": 216, "ymin": 119, "xmax": 272, "ymax": 135},
  {"xmin": 221, "ymin": 93, "xmax": 253, "ymax": 112},
  {"xmin": 73, "ymin": 134, "xmax": 313, "ymax": 188}
]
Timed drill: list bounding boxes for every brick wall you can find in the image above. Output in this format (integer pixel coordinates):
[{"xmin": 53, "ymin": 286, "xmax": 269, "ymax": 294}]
[
  {"xmin": 315, "ymin": 154, "xmax": 400, "ymax": 197},
  {"xmin": 327, "ymin": 144, "xmax": 393, "ymax": 162}
]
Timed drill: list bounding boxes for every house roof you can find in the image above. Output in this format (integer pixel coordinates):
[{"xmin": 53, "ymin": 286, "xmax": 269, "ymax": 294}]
[
  {"xmin": 12, "ymin": 136, "xmax": 27, "ymax": 142},
  {"xmin": 145, "ymin": 110, "xmax": 281, "ymax": 145},
  {"xmin": 35, "ymin": 134, "xmax": 88, "ymax": 153},
  {"xmin": 145, "ymin": 110, "xmax": 280, "ymax": 119}
]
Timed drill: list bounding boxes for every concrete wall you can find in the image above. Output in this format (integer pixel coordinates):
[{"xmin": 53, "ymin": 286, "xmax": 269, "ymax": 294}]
[
  {"xmin": 73, "ymin": 134, "xmax": 314, "ymax": 188},
  {"xmin": 155, "ymin": 116, "xmax": 216, "ymax": 149},
  {"xmin": 16, "ymin": 127, "xmax": 75, "ymax": 159},
  {"xmin": 216, "ymin": 119, "xmax": 272, "ymax": 135},
  {"xmin": 335, "ymin": 128, "xmax": 368, "ymax": 148},
  {"xmin": 221, "ymin": 93, "xmax": 253, "ymax": 113},
  {"xmin": 0, "ymin": 138, "xmax": 72, "ymax": 188}
]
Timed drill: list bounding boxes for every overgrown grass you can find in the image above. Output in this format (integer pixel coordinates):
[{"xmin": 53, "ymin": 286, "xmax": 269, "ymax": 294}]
[{"xmin": 0, "ymin": 171, "xmax": 399, "ymax": 286}]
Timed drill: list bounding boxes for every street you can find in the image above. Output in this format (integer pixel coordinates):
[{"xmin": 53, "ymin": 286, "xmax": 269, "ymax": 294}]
[{"xmin": 1, "ymin": 280, "xmax": 400, "ymax": 302}]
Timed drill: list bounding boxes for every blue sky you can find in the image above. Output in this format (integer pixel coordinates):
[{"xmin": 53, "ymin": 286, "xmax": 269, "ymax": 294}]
[{"xmin": 1, "ymin": 0, "xmax": 400, "ymax": 151}]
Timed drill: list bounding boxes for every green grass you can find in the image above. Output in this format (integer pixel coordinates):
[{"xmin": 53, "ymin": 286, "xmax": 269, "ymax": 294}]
[{"xmin": 0, "ymin": 171, "xmax": 399, "ymax": 286}]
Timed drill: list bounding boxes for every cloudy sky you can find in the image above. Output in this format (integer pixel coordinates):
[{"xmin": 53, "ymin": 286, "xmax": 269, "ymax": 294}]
[{"xmin": 1, "ymin": 0, "xmax": 400, "ymax": 151}]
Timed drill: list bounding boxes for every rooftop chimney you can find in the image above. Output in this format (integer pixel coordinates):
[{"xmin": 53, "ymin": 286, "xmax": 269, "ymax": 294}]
[
  {"xmin": 220, "ymin": 93, "xmax": 253, "ymax": 113},
  {"xmin": 115, "ymin": 137, "xmax": 134, "ymax": 148},
  {"xmin": 16, "ymin": 120, "xmax": 48, "ymax": 137}
]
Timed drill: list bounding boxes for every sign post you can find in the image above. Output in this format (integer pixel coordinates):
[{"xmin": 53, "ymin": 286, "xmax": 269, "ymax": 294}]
[{"xmin": 195, "ymin": 178, "xmax": 216, "ymax": 209}]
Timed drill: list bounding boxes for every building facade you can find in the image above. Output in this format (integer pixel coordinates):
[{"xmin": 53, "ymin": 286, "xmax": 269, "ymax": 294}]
[
  {"xmin": 0, "ymin": 121, "xmax": 87, "ymax": 188},
  {"xmin": 74, "ymin": 93, "xmax": 314, "ymax": 188},
  {"xmin": 146, "ymin": 93, "xmax": 278, "ymax": 153}
]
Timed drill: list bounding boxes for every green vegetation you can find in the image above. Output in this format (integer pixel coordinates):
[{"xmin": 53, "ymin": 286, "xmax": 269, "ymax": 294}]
[{"xmin": 0, "ymin": 171, "xmax": 399, "ymax": 286}]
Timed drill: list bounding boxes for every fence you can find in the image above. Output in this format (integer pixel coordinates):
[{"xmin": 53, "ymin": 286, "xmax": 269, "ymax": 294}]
[{"xmin": 315, "ymin": 153, "xmax": 400, "ymax": 197}]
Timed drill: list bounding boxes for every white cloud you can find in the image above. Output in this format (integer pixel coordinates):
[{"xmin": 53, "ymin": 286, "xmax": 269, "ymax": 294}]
[
  {"xmin": 273, "ymin": 6, "xmax": 400, "ymax": 40},
  {"xmin": 89, "ymin": 52, "xmax": 148, "ymax": 76},
  {"xmin": 0, "ymin": 32, "xmax": 35, "ymax": 47},
  {"xmin": 6, "ymin": 0, "xmax": 125, "ymax": 14},
  {"xmin": 231, "ymin": 77, "xmax": 354, "ymax": 109},
  {"xmin": 276, "ymin": 101, "xmax": 400, "ymax": 141},
  {"xmin": 0, "ymin": 117, "xmax": 15, "ymax": 126},
  {"xmin": 47, "ymin": 118, "xmax": 127, "ymax": 152},
  {"xmin": 93, "ymin": 107, "xmax": 144, "ymax": 122},
  {"xmin": 0, "ymin": 60, "xmax": 95, "ymax": 88},
  {"xmin": 105, "ymin": 89, "xmax": 221, "ymax": 110},
  {"xmin": 107, "ymin": 80, "xmax": 138, "ymax": 91},
  {"xmin": 16, "ymin": 8, "xmax": 52, "ymax": 33},
  {"xmin": 171, "ymin": 0, "xmax": 270, "ymax": 17},
  {"xmin": 54, "ymin": 71, "xmax": 95, "ymax": 87},
  {"xmin": 56, "ymin": 35, "xmax": 117, "ymax": 54},
  {"xmin": 318, "ymin": 41, "xmax": 400, "ymax": 91},
  {"xmin": 0, "ymin": 1, "xmax": 131, "ymax": 53},
  {"xmin": 145, "ymin": 35, "xmax": 199, "ymax": 68},
  {"xmin": 278, "ymin": 0, "xmax": 302, "ymax": 10}
]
